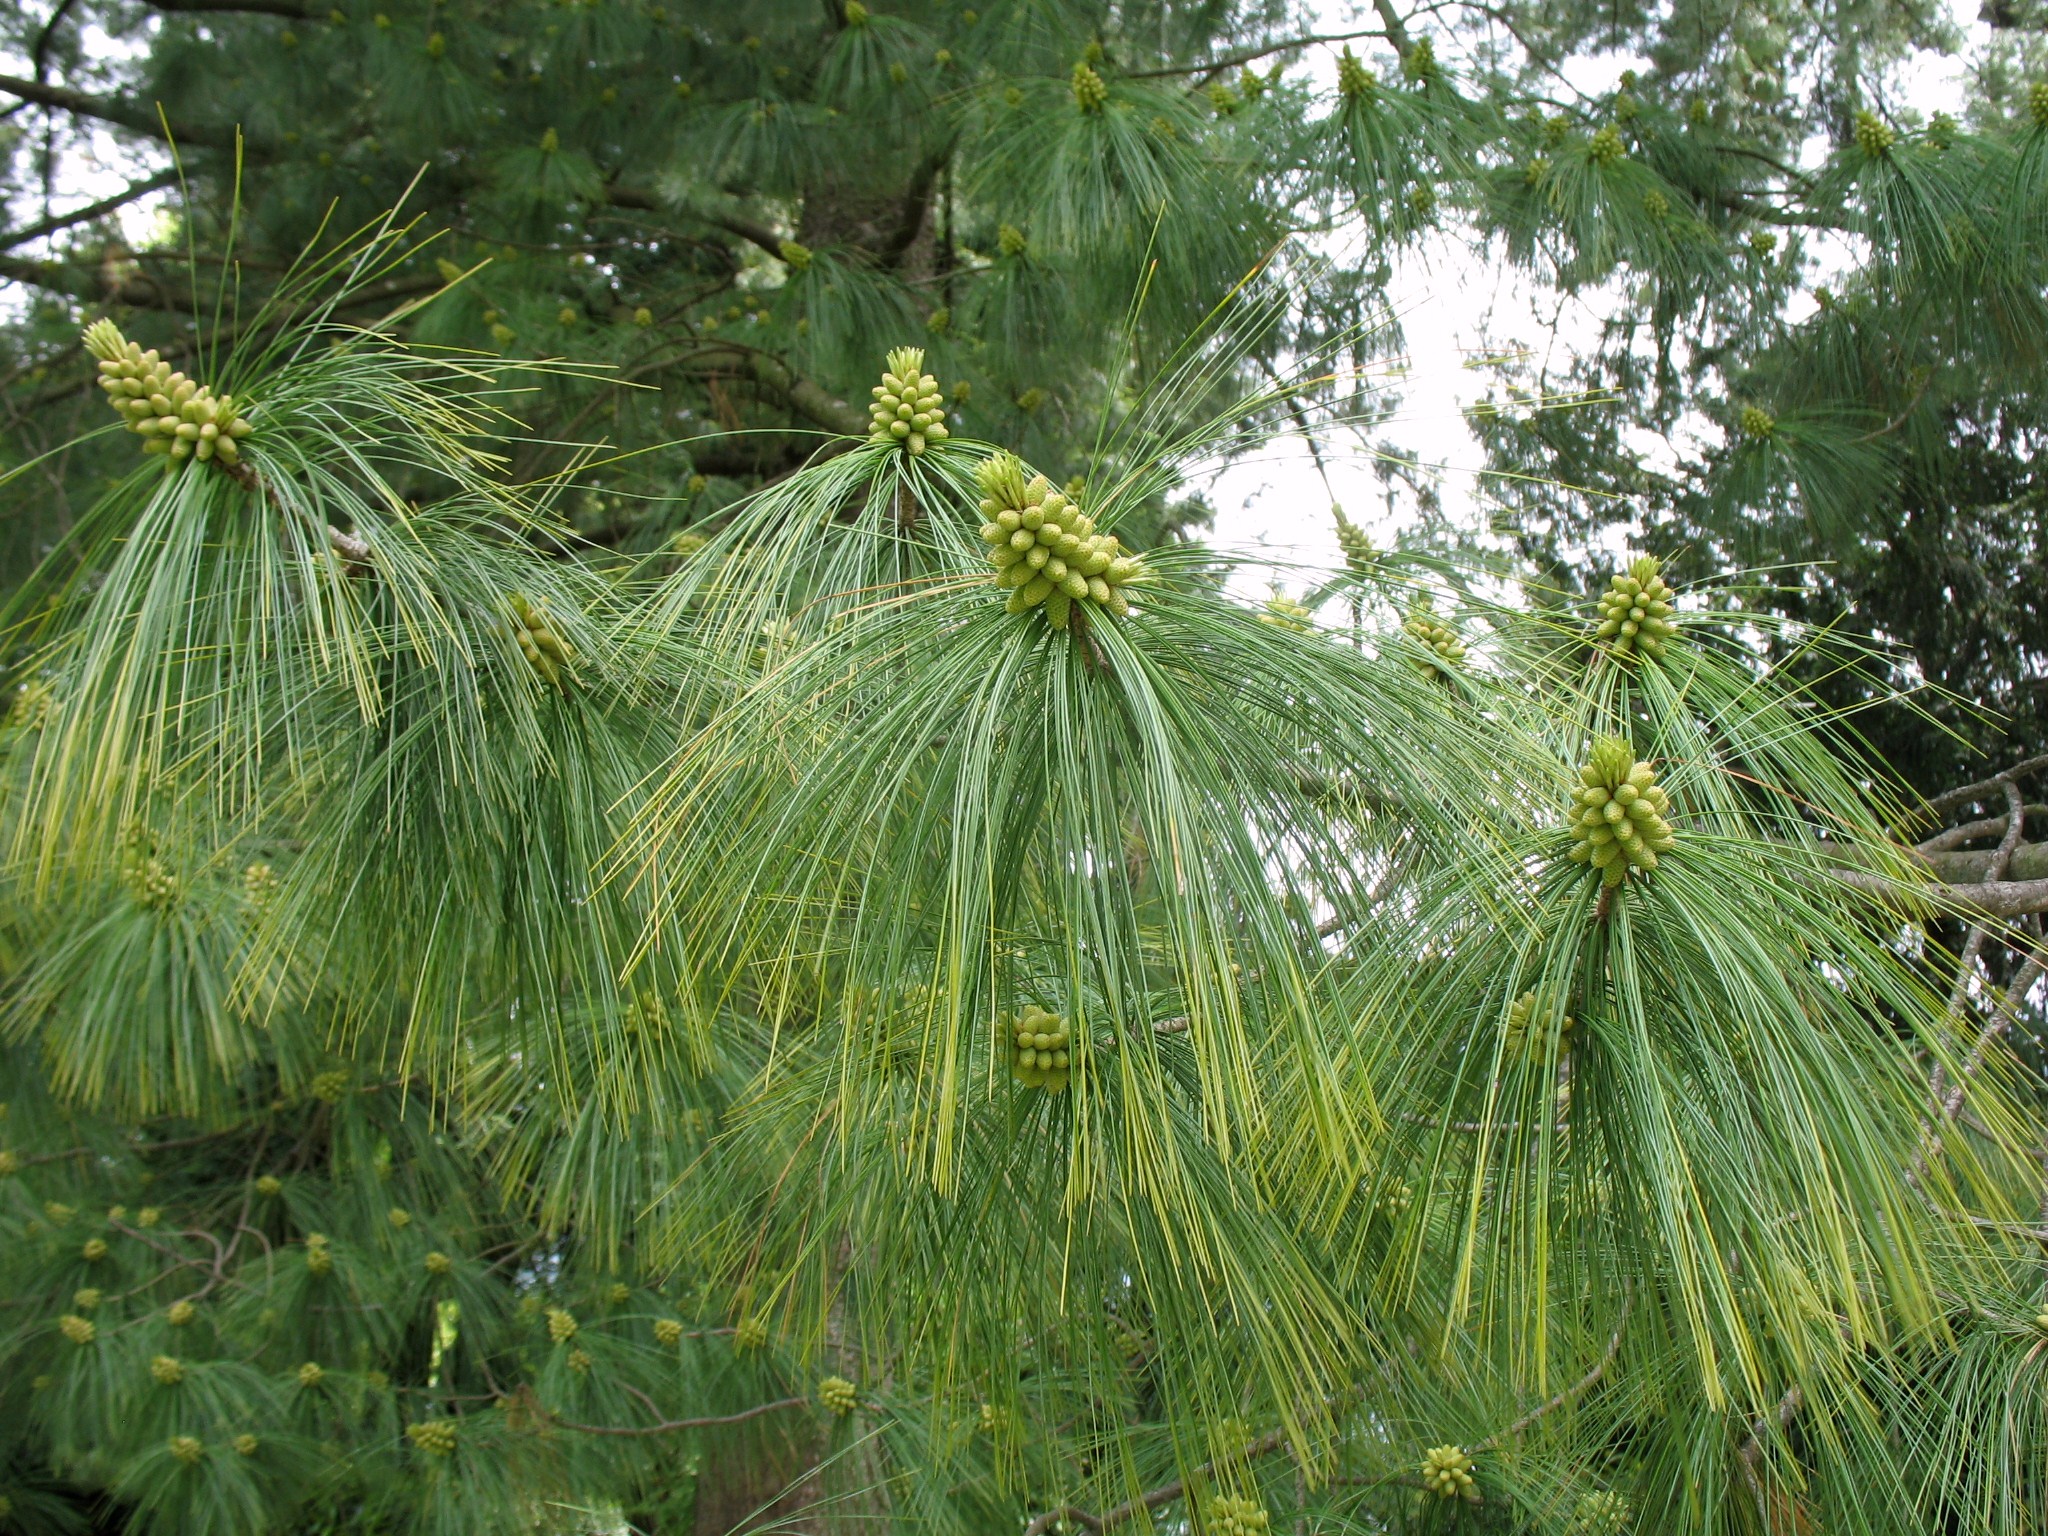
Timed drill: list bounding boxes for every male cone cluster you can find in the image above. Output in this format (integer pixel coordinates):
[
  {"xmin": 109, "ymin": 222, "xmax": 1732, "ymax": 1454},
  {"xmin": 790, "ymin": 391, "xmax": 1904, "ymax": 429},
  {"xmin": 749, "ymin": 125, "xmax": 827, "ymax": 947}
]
[
  {"xmin": 1007, "ymin": 1003, "xmax": 1072, "ymax": 1090},
  {"xmin": 1567, "ymin": 1489, "xmax": 1631, "ymax": 1534},
  {"xmin": 1403, "ymin": 598, "xmax": 1465, "ymax": 680},
  {"xmin": 1206, "ymin": 1497, "xmax": 1270, "ymax": 1536},
  {"xmin": 820, "ymin": 1375, "xmax": 859, "ymax": 1415},
  {"xmin": 1595, "ymin": 556, "xmax": 1677, "ymax": 661},
  {"xmin": 1260, "ymin": 593, "xmax": 1313, "ymax": 632},
  {"xmin": 84, "ymin": 320, "xmax": 253, "ymax": 466},
  {"xmin": 1420, "ymin": 1444, "xmax": 1478, "ymax": 1500},
  {"xmin": 1503, "ymin": 991, "xmax": 1573, "ymax": 1061},
  {"xmin": 407, "ymin": 1421, "xmax": 457, "ymax": 1456},
  {"xmin": 1567, "ymin": 738, "xmax": 1676, "ymax": 886},
  {"xmin": 977, "ymin": 453, "xmax": 1145, "ymax": 629},
  {"xmin": 1332, "ymin": 505, "xmax": 1375, "ymax": 572},
  {"xmin": 509, "ymin": 594, "xmax": 573, "ymax": 689},
  {"xmin": 869, "ymin": 347, "xmax": 949, "ymax": 454}
]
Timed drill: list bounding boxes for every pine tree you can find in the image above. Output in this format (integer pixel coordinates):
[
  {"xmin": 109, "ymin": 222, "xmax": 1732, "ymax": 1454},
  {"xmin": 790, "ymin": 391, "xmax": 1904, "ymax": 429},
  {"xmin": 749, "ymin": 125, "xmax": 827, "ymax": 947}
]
[{"xmin": 3, "ymin": 4, "xmax": 2048, "ymax": 1535}]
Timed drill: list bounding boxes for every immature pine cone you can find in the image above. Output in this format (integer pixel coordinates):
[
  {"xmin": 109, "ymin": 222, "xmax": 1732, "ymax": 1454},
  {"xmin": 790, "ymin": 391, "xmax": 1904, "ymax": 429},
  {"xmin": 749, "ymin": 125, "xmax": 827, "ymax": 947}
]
[
  {"xmin": 1502, "ymin": 991, "xmax": 1574, "ymax": 1061},
  {"xmin": 1567, "ymin": 738, "xmax": 1676, "ymax": 886},
  {"xmin": 407, "ymin": 1420, "xmax": 458, "ymax": 1456},
  {"xmin": 84, "ymin": 319, "xmax": 254, "ymax": 467},
  {"xmin": 819, "ymin": 1375, "xmax": 859, "ymax": 1415},
  {"xmin": 1420, "ymin": 1444, "xmax": 1478, "ymax": 1500},
  {"xmin": 170, "ymin": 1435, "xmax": 205, "ymax": 1466},
  {"xmin": 151, "ymin": 1355, "xmax": 185, "ymax": 1385},
  {"xmin": 1337, "ymin": 46, "xmax": 1373, "ymax": 100},
  {"xmin": 1739, "ymin": 405, "xmax": 1775, "ymax": 440},
  {"xmin": 1403, "ymin": 598, "xmax": 1466, "ymax": 680},
  {"xmin": 1594, "ymin": 554, "xmax": 1678, "ymax": 661},
  {"xmin": 1588, "ymin": 125, "xmax": 1625, "ymax": 163},
  {"xmin": 868, "ymin": 347, "xmax": 949, "ymax": 454},
  {"xmin": 978, "ymin": 453, "xmax": 1145, "ymax": 630},
  {"xmin": 509, "ymin": 594, "xmax": 573, "ymax": 689},
  {"xmin": 1853, "ymin": 109, "xmax": 1894, "ymax": 157},
  {"xmin": 547, "ymin": 1307, "xmax": 579, "ymax": 1344},
  {"xmin": 1008, "ymin": 1003, "xmax": 1073, "ymax": 1090},
  {"xmin": 1207, "ymin": 1496, "xmax": 1270, "ymax": 1536},
  {"xmin": 1071, "ymin": 60, "xmax": 1108, "ymax": 112},
  {"xmin": 1567, "ymin": 1489, "xmax": 1632, "ymax": 1534}
]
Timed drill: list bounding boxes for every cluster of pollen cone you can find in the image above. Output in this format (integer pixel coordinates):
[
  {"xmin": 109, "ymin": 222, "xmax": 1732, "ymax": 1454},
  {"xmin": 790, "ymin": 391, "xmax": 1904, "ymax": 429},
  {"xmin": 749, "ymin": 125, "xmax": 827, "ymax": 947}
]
[
  {"xmin": 84, "ymin": 319, "xmax": 253, "ymax": 466},
  {"xmin": 978, "ymin": 453, "xmax": 1144, "ymax": 630}
]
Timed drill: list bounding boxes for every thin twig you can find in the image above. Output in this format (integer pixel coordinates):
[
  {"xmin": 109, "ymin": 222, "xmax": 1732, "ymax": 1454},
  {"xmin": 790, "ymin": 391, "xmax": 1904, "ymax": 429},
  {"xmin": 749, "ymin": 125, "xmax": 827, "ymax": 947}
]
[{"xmin": 550, "ymin": 1393, "xmax": 809, "ymax": 1437}]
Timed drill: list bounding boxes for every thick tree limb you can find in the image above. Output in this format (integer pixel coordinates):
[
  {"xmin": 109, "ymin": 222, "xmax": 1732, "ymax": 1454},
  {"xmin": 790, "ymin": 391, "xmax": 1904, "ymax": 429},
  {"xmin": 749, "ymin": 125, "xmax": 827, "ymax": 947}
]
[
  {"xmin": 1921, "ymin": 754, "xmax": 2048, "ymax": 821},
  {"xmin": 1832, "ymin": 868, "xmax": 2048, "ymax": 921},
  {"xmin": 152, "ymin": 0, "xmax": 313, "ymax": 15},
  {"xmin": 1125, "ymin": 24, "xmax": 1393, "ymax": 78},
  {"xmin": 695, "ymin": 341, "xmax": 866, "ymax": 438},
  {"xmin": 0, "ymin": 73, "xmax": 245, "ymax": 150},
  {"xmin": 0, "ymin": 167, "xmax": 178, "ymax": 251},
  {"xmin": 0, "ymin": 252, "xmax": 169, "ymax": 306}
]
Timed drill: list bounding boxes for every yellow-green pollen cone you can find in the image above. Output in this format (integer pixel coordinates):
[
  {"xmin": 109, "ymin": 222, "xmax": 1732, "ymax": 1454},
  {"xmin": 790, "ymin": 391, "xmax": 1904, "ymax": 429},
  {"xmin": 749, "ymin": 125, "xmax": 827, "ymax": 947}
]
[
  {"xmin": 1567, "ymin": 737, "xmax": 1676, "ymax": 887},
  {"xmin": 509, "ymin": 594, "xmax": 573, "ymax": 689},
  {"xmin": 83, "ymin": 319, "xmax": 253, "ymax": 466},
  {"xmin": 868, "ymin": 346, "xmax": 949, "ymax": 454},
  {"xmin": 407, "ymin": 1420, "xmax": 457, "ymax": 1455},
  {"xmin": 977, "ymin": 452, "xmax": 1145, "ymax": 629},
  {"xmin": 1206, "ymin": 1496, "xmax": 1270, "ymax": 1536},
  {"xmin": 1420, "ymin": 1444, "xmax": 1478, "ymax": 1500},
  {"xmin": 819, "ymin": 1375, "xmax": 858, "ymax": 1415},
  {"xmin": 1006, "ymin": 1003, "xmax": 1072, "ymax": 1090},
  {"xmin": 1566, "ymin": 1489, "xmax": 1632, "ymax": 1534},
  {"xmin": 1503, "ymin": 990, "xmax": 1573, "ymax": 1060},
  {"xmin": 1594, "ymin": 554, "xmax": 1678, "ymax": 660},
  {"xmin": 1402, "ymin": 597, "xmax": 1465, "ymax": 679}
]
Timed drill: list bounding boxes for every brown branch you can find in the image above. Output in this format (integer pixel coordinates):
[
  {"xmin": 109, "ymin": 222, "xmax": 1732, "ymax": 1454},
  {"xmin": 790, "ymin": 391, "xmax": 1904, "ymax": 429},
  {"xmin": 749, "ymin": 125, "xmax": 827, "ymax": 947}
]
[
  {"xmin": 1471, "ymin": 1294, "xmax": 1629, "ymax": 1453},
  {"xmin": 1921, "ymin": 755, "xmax": 2048, "ymax": 822},
  {"xmin": 0, "ymin": 252, "xmax": 173, "ymax": 307},
  {"xmin": 0, "ymin": 73, "xmax": 247, "ymax": 150},
  {"xmin": 550, "ymin": 1393, "xmax": 809, "ymax": 1438},
  {"xmin": 1918, "ymin": 807, "xmax": 2048, "ymax": 855},
  {"xmin": 151, "ymin": 0, "xmax": 313, "ymax": 15},
  {"xmin": 693, "ymin": 340, "xmax": 867, "ymax": 438},
  {"xmin": 1, "ymin": 168, "xmax": 179, "ymax": 251},
  {"xmin": 1830, "ymin": 868, "xmax": 2048, "ymax": 921},
  {"xmin": 1124, "ymin": 24, "xmax": 1392, "ymax": 78}
]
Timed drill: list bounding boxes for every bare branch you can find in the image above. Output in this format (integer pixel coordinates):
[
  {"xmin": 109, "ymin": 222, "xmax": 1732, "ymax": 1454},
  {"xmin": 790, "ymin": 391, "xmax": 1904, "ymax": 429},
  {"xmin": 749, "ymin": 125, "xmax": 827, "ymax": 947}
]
[
  {"xmin": 1921, "ymin": 754, "xmax": 2048, "ymax": 821},
  {"xmin": 0, "ymin": 73, "xmax": 245, "ymax": 150},
  {"xmin": 1471, "ymin": 1294, "xmax": 1629, "ymax": 1453},
  {"xmin": 551, "ymin": 1393, "xmax": 809, "ymax": 1437},
  {"xmin": 1126, "ymin": 24, "xmax": 1392, "ymax": 79},
  {"xmin": 151, "ymin": 0, "xmax": 313, "ymax": 15},
  {"xmin": 0, "ymin": 168, "xmax": 179, "ymax": 251}
]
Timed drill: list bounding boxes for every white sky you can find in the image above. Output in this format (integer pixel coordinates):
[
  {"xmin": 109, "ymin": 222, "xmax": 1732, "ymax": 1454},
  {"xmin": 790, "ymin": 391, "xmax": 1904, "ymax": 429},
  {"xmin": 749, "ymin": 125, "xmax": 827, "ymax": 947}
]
[{"xmin": 1202, "ymin": 0, "xmax": 1993, "ymax": 602}]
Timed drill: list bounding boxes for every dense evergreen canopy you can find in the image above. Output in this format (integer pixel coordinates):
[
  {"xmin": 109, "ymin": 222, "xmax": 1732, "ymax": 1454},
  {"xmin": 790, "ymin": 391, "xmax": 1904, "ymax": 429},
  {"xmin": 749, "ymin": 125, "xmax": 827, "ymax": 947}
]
[{"xmin": 2, "ymin": 3, "xmax": 2048, "ymax": 1535}]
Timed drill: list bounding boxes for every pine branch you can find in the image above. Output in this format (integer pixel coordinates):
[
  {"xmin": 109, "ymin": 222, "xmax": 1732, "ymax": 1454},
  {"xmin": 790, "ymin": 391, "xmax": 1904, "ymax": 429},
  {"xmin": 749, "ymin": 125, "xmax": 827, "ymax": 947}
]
[
  {"xmin": 695, "ymin": 340, "xmax": 867, "ymax": 438},
  {"xmin": 607, "ymin": 183, "xmax": 790, "ymax": 263},
  {"xmin": 0, "ymin": 167, "xmax": 179, "ymax": 251},
  {"xmin": 0, "ymin": 252, "xmax": 172, "ymax": 307},
  {"xmin": 150, "ymin": 0, "xmax": 313, "ymax": 15},
  {"xmin": 1831, "ymin": 868, "xmax": 2048, "ymax": 920},
  {"xmin": 551, "ymin": 1393, "xmax": 809, "ymax": 1437},
  {"xmin": 0, "ymin": 73, "xmax": 248, "ymax": 150},
  {"xmin": 1470, "ymin": 1294, "xmax": 1629, "ymax": 1453},
  {"xmin": 1124, "ymin": 24, "xmax": 1393, "ymax": 79}
]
